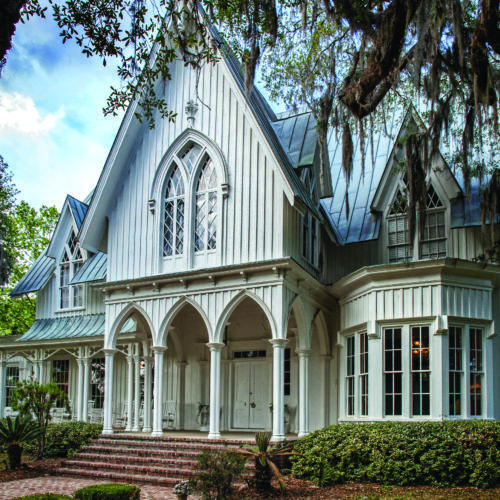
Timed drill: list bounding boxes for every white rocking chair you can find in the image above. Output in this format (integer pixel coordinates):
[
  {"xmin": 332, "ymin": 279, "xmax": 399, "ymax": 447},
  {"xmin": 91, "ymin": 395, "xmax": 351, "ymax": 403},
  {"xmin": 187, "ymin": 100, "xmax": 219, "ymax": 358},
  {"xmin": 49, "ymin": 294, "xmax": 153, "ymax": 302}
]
[{"xmin": 162, "ymin": 400, "xmax": 176, "ymax": 429}]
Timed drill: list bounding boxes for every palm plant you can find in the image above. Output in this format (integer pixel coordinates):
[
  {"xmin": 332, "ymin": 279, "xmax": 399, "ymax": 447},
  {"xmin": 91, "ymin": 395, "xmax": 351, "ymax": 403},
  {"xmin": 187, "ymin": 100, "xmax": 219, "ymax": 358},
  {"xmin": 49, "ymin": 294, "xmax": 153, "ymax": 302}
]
[
  {"xmin": 239, "ymin": 431, "xmax": 299, "ymax": 493},
  {"xmin": 0, "ymin": 415, "xmax": 42, "ymax": 469}
]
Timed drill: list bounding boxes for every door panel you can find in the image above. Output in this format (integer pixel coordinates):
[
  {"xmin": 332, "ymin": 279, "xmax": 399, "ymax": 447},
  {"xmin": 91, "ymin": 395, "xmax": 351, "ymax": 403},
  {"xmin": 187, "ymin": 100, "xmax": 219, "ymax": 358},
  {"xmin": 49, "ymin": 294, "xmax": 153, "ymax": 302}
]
[
  {"xmin": 249, "ymin": 360, "xmax": 268, "ymax": 428},
  {"xmin": 233, "ymin": 363, "xmax": 250, "ymax": 428}
]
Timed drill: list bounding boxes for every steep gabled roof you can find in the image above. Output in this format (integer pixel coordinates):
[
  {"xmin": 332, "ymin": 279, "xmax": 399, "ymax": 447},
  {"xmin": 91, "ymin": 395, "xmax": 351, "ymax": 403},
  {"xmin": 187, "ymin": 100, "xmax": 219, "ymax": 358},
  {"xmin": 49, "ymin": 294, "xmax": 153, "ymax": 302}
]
[
  {"xmin": 10, "ymin": 251, "xmax": 55, "ymax": 297},
  {"xmin": 67, "ymin": 195, "xmax": 89, "ymax": 229}
]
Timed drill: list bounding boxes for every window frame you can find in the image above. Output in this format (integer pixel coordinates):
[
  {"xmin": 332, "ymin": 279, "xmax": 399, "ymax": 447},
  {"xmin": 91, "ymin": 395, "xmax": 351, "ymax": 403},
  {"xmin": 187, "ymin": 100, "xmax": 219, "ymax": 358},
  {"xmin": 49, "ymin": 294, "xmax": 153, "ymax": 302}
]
[
  {"xmin": 343, "ymin": 331, "xmax": 369, "ymax": 418},
  {"xmin": 301, "ymin": 168, "xmax": 319, "ymax": 268},
  {"xmin": 5, "ymin": 365, "xmax": 20, "ymax": 408}
]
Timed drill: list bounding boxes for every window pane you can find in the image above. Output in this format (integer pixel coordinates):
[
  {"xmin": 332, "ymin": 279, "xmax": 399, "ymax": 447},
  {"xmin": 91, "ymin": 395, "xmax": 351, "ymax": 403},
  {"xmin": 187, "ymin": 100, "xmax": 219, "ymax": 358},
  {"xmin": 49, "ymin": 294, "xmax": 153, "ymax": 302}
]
[{"xmin": 411, "ymin": 326, "xmax": 431, "ymax": 416}]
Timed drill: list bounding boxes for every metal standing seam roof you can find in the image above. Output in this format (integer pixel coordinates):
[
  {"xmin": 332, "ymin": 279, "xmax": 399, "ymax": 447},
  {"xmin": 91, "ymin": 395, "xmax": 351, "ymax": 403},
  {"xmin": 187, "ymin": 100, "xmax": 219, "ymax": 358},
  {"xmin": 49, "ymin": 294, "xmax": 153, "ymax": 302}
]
[
  {"xmin": 67, "ymin": 195, "xmax": 89, "ymax": 229},
  {"xmin": 10, "ymin": 251, "xmax": 55, "ymax": 297},
  {"xmin": 18, "ymin": 315, "xmax": 136, "ymax": 342},
  {"xmin": 70, "ymin": 251, "xmax": 107, "ymax": 284}
]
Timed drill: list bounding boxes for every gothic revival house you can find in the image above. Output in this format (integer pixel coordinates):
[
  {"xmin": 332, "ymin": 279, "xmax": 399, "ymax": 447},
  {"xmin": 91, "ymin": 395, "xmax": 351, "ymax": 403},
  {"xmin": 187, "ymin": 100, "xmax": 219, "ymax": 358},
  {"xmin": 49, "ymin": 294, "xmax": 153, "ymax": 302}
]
[{"xmin": 1, "ymin": 26, "xmax": 499, "ymax": 440}]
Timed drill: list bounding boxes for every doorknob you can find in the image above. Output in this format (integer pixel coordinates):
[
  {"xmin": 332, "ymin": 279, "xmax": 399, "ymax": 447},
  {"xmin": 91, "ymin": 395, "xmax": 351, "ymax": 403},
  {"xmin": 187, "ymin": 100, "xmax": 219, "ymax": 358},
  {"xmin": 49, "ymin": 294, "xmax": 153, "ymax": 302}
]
[{"xmin": 250, "ymin": 402, "xmax": 256, "ymax": 408}]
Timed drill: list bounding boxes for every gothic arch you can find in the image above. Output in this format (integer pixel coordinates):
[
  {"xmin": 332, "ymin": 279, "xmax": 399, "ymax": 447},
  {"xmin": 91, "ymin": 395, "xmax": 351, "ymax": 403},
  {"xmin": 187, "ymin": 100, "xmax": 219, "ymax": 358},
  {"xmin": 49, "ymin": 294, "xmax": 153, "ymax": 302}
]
[
  {"xmin": 157, "ymin": 296, "xmax": 212, "ymax": 347},
  {"xmin": 287, "ymin": 296, "xmax": 311, "ymax": 349},
  {"xmin": 106, "ymin": 302, "xmax": 155, "ymax": 349},
  {"xmin": 312, "ymin": 310, "xmax": 331, "ymax": 357},
  {"xmin": 214, "ymin": 290, "xmax": 278, "ymax": 344}
]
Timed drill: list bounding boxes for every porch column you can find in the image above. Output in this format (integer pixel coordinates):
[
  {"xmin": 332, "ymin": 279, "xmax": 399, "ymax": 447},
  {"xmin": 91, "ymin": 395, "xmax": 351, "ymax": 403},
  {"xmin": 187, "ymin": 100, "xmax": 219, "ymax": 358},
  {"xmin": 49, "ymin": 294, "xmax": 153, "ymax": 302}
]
[
  {"xmin": 77, "ymin": 358, "xmax": 84, "ymax": 420},
  {"xmin": 207, "ymin": 343, "xmax": 224, "ymax": 439},
  {"xmin": 176, "ymin": 361, "xmax": 188, "ymax": 430},
  {"xmin": 38, "ymin": 360, "xmax": 46, "ymax": 384},
  {"xmin": 126, "ymin": 353, "xmax": 134, "ymax": 431},
  {"xmin": 270, "ymin": 338, "xmax": 288, "ymax": 441},
  {"xmin": 102, "ymin": 349, "xmax": 116, "ymax": 435},
  {"xmin": 296, "ymin": 349, "xmax": 311, "ymax": 438},
  {"xmin": 0, "ymin": 354, "xmax": 6, "ymax": 417},
  {"xmin": 132, "ymin": 354, "xmax": 141, "ymax": 432},
  {"xmin": 82, "ymin": 358, "xmax": 91, "ymax": 422},
  {"xmin": 152, "ymin": 346, "xmax": 166, "ymax": 437},
  {"xmin": 320, "ymin": 355, "xmax": 331, "ymax": 427},
  {"xmin": 142, "ymin": 356, "xmax": 153, "ymax": 433},
  {"xmin": 33, "ymin": 360, "xmax": 39, "ymax": 381}
]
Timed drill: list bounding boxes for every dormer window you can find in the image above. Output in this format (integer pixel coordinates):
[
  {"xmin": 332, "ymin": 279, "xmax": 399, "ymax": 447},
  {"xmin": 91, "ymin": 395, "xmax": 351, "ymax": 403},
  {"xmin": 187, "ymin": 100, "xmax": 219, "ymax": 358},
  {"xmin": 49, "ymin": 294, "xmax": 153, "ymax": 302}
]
[
  {"xmin": 59, "ymin": 230, "xmax": 84, "ymax": 309},
  {"xmin": 388, "ymin": 188, "xmax": 412, "ymax": 264},
  {"xmin": 420, "ymin": 185, "xmax": 446, "ymax": 259}
]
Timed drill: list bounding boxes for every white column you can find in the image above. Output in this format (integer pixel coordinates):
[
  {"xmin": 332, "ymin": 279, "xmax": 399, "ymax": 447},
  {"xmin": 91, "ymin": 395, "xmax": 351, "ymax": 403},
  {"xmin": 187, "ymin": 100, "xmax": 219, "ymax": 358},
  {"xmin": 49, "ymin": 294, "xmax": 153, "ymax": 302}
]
[
  {"xmin": 33, "ymin": 360, "xmax": 40, "ymax": 381},
  {"xmin": 296, "ymin": 349, "xmax": 311, "ymax": 438},
  {"xmin": 142, "ymin": 356, "xmax": 153, "ymax": 433},
  {"xmin": 270, "ymin": 338, "xmax": 287, "ymax": 442},
  {"xmin": 102, "ymin": 349, "xmax": 116, "ymax": 435},
  {"xmin": 83, "ymin": 358, "xmax": 91, "ymax": 422},
  {"xmin": 126, "ymin": 354, "xmax": 134, "ymax": 431},
  {"xmin": 320, "ymin": 355, "xmax": 331, "ymax": 427},
  {"xmin": 207, "ymin": 342, "xmax": 224, "ymax": 439},
  {"xmin": 176, "ymin": 361, "xmax": 188, "ymax": 430},
  {"xmin": 152, "ymin": 346, "xmax": 166, "ymax": 437},
  {"xmin": 77, "ymin": 358, "xmax": 84, "ymax": 420},
  {"xmin": 133, "ymin": 354, "xmax": 141, "ymax": 432},
  {"xmin": 38, "ymin": 360, "xmax": 46, "ymax": 384},
  {"xmin": 0, "ymin": 355, "xmax": 6, "ymax": 418}
]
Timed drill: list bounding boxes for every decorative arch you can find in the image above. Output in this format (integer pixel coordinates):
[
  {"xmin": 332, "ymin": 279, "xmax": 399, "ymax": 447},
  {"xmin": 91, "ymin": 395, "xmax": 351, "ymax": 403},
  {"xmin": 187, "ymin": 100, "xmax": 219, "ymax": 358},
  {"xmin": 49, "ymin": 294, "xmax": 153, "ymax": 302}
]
[
  {"xmin": 215, "ymin": 290, "xmax": 278, "ymax": 344},
  {"xmin": 157, "ymin": 296, "xmax": 212, "ymax": 347},
  {"xmin": 106, "ymin": 302, "xmax": 155, "ymax": 349},
  {"xmin": 312, "ymin": 309, "xmax": 331, "ymax": 357},
  {"xmin": 287, "ymin": 296, "xmax": 311, "ymax": 349},
  {"xmin": 150, "ymin": 128, "xmax": 229, "ymax": 204}
]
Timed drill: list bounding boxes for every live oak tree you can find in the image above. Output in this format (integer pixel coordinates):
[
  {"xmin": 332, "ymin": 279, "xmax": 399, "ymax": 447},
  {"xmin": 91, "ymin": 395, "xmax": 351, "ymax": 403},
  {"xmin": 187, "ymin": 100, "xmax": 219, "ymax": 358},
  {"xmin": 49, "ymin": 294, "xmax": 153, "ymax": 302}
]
[{"xmin": 1, "ymin": 0, "xmax": 499, "ymax": 248}]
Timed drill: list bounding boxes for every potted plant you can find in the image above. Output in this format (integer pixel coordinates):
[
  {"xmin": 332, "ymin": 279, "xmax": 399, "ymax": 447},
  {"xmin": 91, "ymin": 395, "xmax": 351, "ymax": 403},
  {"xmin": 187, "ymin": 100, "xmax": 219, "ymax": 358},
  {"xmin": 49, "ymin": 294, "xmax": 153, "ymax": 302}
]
[
  {"xmin": 197, "ymin": 402, "xmax": 209, "ymax": 432},
  {"xmin": 173, "ymin": 479, "xmax": 191, "ymax": 500}
]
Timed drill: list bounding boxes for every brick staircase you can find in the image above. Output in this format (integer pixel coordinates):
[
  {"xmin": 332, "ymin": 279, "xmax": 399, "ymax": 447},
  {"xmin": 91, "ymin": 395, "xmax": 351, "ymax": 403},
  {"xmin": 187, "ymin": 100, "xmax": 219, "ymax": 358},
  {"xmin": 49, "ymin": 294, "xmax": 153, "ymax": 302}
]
[{"xmin": 56, "ymin": 433, "xmax": 256, "ymax": 487}]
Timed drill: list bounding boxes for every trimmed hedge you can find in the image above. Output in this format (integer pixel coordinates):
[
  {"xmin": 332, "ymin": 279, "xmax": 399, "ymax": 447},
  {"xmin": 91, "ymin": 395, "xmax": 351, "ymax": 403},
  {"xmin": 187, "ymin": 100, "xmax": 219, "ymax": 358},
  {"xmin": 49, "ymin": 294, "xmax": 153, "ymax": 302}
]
[
  {"xmin": 73, "ymin": 484, "xmax": 141, "ymax": 500},
  {"xmin": 12, "ymin": 495, "xmax": 71, "ymax": 500},
  {"xmin": 292, "ymin": 421, "xmax": 500, "ymax": 488},
  {"xmin": 22, "ymin": 421, "xmax": 103, "ymax": 458}
]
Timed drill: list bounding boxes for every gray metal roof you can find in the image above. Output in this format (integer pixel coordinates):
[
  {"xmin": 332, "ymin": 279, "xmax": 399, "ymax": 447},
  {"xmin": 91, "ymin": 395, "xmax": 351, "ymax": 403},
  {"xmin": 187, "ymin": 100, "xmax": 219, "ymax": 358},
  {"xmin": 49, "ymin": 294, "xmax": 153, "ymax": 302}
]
[
  {"xmin": 10, "ymin": 251, "xmax": 55, "ymax": 297},
  {"xmin": 271, "ymin": 111, "xmax": 318, "ymax": 168},
  {"xmin": 321, "ymin": 112, "xmax": 399, "ymax": 244},
  {"xmin": 70, "ymin": 251, "xmax": 107, "ymax": 284},
  {"xmin": 68, "ymin": 195, "xmax": 89, "ymax": 229},
  {"xmin": 18, "ymin": 314, "xmax": 135, "ymax": 342}
]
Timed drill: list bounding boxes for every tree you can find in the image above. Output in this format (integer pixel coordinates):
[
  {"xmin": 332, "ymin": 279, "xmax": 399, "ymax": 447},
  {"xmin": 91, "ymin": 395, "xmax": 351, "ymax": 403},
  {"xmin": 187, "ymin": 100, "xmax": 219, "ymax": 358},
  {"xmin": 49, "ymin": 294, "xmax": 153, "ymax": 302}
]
[
  {"xmin": 10, "ymin": 379, "xmax": 69, "ymax": 460},
  {"xmin": 1, "ymin": 1, "xmax": 499, "ymax": 243},
  {"xmin": 0, "ymin": 156, "xmax": 59, "ymax": 337}
]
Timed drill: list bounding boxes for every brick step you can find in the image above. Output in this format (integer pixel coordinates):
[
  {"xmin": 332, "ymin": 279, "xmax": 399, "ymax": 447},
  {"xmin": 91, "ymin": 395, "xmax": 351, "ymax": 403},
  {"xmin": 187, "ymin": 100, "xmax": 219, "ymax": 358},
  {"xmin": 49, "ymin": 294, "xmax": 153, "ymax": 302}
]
[
  {"xmin": 62, "ymin": 459, "xmax": 197, "ymax": 478},
  {"xmin": 93, "ymin": 438, "xmax": 248, "ymax": 451},
  {"xmin": 55, "ymin": 467, "xmax": 182, "ymax": 487},
  {"xmin": 73, "ymin": 452, "xmax": 255, "ymax": 470},
  {"xmin": 105, "ymin": 434, "xmax": 255, "ymax": 446}
]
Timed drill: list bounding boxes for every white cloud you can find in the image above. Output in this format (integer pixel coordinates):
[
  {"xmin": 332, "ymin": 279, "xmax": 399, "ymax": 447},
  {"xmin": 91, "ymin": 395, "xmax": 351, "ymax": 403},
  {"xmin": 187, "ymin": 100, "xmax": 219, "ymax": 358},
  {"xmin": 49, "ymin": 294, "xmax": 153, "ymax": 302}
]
[{"xmin": 0, "ymin": 91, "xmax": 63, "ymax": 136}]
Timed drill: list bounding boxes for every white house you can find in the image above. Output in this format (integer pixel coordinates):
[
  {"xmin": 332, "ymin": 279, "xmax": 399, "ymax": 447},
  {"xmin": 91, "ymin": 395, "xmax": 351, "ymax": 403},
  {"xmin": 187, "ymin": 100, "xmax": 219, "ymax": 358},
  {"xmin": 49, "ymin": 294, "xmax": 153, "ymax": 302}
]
[{"xmin": 1, "ymin": 17, "xmax": 499, "ymax": 441}]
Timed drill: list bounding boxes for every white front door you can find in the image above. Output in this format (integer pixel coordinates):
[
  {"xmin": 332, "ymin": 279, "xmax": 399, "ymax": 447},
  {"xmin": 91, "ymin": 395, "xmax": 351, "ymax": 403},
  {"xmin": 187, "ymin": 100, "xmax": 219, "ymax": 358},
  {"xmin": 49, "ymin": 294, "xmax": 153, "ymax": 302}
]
[{"xmin": 233, "ymin": 359, "xmax": 269, "ymax": 429}]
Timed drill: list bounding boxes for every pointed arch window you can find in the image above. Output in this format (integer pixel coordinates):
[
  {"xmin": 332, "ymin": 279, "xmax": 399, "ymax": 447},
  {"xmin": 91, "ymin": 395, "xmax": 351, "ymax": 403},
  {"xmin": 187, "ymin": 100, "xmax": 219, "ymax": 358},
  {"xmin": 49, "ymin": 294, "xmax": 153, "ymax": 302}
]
[
  {"xmin": 195, "ymin": 158, "xmax": 217, "ymax": 253},
  {"xmin": 420, "ymin": 184, "xmax": 446, "ymax": 259},
  {"xmin": 164, "ymin": 166, "xmax": 185, "ymax": 257},
  {"xmin": 387, "ymin": 188, "xmax": 412, "ymax": 263},
  {"xmin": 59, "ymin": 229, "xmax": 84, "ymax": 309}
]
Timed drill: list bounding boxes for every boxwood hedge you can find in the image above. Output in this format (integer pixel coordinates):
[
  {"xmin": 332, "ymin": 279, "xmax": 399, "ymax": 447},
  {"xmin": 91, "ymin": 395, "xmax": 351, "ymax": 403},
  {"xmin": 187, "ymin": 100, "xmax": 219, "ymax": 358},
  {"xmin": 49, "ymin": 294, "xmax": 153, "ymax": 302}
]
[
  {"xmin": 73, "ymin": 484, "xmax": 141, "ymax": 500},
  {"xmin": 291, "ymin": 421, "xmax": 500, "ymax": 488},
  {"xmin": 22, "ymin": 421, "xmax": 103, "ymax": 458}
]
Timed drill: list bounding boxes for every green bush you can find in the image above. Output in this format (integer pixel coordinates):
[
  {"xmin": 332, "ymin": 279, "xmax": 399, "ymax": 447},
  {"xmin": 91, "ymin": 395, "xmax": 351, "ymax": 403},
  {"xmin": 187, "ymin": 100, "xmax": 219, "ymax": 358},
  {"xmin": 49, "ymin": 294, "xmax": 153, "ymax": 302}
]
[
  {"xmin": 292, "ymin": 421, "xmax": 500, "ymax": 488},
  {"xmin": 73, "ymin": 484, "xmax": 140, "ymax": 500},
  {"xmin": 22, "ymin": 421, "xmax": 102, "ymax": 458},
  {"xmin": 189, "ymin": 447, "xmax": 246, "ymax": 499},
  {"xmin": 12, "ymin": 495, "xmax": 71, "ymax": 500}
]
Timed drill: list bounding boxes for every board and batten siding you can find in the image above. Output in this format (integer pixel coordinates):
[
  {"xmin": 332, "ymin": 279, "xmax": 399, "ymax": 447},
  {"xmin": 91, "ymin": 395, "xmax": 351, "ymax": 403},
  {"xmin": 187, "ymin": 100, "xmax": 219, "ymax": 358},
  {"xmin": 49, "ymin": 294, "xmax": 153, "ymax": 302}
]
[{"xmin": 106, "ymin": 59, "xmax": 288, "ymax": 283}]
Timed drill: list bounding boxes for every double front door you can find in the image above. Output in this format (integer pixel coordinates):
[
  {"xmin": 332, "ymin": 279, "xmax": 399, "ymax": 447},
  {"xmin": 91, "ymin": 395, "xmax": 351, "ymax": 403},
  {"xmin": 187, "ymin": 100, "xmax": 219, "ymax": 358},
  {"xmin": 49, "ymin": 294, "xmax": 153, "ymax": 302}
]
[{"xmin": 233, "ymin": 359, "xmax": 269, "ymax": 429}]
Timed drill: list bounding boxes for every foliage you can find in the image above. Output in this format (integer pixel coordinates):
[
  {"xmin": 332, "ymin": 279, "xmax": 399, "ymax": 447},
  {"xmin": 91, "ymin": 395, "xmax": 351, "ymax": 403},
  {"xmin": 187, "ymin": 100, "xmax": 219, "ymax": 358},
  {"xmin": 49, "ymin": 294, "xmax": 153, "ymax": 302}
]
[
  {"xmin": 292, "ymin": 421, "xmax": 500, "ymax": 489},
  {"xmin": 11, "ymin": 379, "xmax": 69, "ymax": 460},
  {"xmin": 189, "ymin": 447, "xmax": 246, "ymax": 500},
  {"xmin": 0, "ymin": 156, "xmax": 59, "ymax": 337},
  {"xmin": 12, "ymin": 495, "xmax": 72, "ymax": 500},
  {"xmin": 173, "ymin": 480, "xmax": 191, "ymax": 496},
  {"xmin": 238, "ymin": 431, "xmax": 298, "ymax": 493},
  {"xmin": 72, "ymin": 484, "xmax": 141, "ymax": 500},
  {"xmin": 0, "ymin": 415, "xmax": 43, "ymax": 469},
  {"xmin": 22, "ymin": 421, "xmax": 103, "ymax": 459}
]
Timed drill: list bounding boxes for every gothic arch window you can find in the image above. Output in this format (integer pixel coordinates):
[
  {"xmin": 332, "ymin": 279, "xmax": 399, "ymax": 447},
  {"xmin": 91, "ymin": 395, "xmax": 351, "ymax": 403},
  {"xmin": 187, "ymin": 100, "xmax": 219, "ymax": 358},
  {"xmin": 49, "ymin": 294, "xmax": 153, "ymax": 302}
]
[
  {"xmin": 195, "ymin": 158, "xmax": 217, "ymax": 253},
  {"xmin": 59, "ymin": 229, "xmax": 84, "ymax": 309},
  {"xmin": 163, "ymin": 166, "xmax": 185, "ymax": 257},
  {"xmin": 420, "ymin": 184, "xmax": 446, "ymax": 259}
]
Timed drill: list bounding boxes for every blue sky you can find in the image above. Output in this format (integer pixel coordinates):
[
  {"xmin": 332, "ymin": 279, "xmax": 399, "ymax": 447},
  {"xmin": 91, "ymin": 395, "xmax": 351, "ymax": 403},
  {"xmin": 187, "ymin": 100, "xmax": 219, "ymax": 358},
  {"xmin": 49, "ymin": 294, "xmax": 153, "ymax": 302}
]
[{"xmin": 0, "ymin": 10, "xmax": 122, "ymax": 210}]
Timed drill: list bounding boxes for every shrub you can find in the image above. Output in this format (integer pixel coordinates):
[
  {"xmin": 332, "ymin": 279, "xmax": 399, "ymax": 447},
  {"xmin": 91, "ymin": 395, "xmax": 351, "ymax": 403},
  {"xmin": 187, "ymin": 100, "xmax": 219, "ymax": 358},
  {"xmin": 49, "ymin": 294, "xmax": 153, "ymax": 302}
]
[
  {"xmin": 23, "ymin": 421, "xmax": 102, "ymax": 459},
  {"xmin": 12, "ymin": 495, "xmax": 71, "ymax": 500},
  {"xmin": 73, "ymin": 484, "xmax": 140, "ymax": 500},
  {"xmin": 0, "ymin": 415, "xmax": 42, "ymax": 469},
  {"xmin": 292, "ymin": 421, "xmax": 500, "ymax": 489},
  {"xmin": 189, "ymin": 447, "xmax": 246, "ymax": 499}
]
